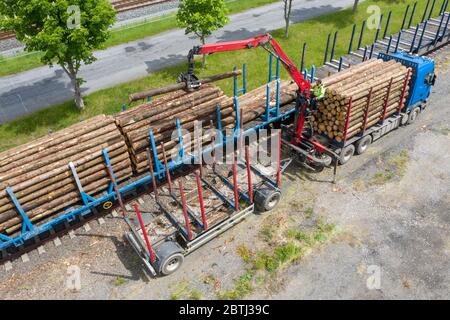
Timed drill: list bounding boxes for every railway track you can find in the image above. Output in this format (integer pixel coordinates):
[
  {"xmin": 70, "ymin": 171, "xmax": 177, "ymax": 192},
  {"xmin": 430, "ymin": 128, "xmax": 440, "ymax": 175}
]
[{"xmin": 0, "ymin": 0, "xmax": 172, "ymax": 41}]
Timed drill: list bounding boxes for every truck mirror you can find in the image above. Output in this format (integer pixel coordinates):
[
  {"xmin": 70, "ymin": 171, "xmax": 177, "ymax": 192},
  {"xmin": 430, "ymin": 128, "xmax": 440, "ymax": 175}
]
[{"xmin": 431, "ymin": 74, "xmax": 437, "ymax": 86}]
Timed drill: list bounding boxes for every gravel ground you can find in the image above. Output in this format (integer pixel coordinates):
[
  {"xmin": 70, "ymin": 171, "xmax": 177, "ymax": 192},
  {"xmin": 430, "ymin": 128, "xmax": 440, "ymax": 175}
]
[
  {"xmin": 0, "ymin": 46, "xmax": 448, "ymax": 300},
  {"xmin": 0, "ymin": 1, "xmax": 180, "ymax": 53},
  {"xmin": 115, "ymin": 0, "xmax": 179, "ymax": 22}
]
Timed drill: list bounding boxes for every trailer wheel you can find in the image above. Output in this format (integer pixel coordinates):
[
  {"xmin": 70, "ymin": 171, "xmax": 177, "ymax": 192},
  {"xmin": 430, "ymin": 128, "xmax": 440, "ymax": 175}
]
[
  {"xmin": 254, "ymin": 187, "xmax": 281, "ymax": 212},
  {"xmin": 339, "ymin": 144, "xmax": 355, "ymax": 165},
  {"xmin": 156, "ymin": 241, "xmax": 184, "ymax": 276},
  {"xmin": 407, "ymin": 107, "xmax": 420, "ymax": 124},
  {"xmin": 355, "ymin": 135, "xmax": 372, "ymax": 155}
]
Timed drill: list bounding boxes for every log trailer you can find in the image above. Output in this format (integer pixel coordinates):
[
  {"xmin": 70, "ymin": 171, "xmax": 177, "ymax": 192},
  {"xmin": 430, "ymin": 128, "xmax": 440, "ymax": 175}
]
[
  {"xmin": 0, "ymin": 34, "xmax": 437, "ymax": 276},
  {"xmin": 126, "ymin": 35, "xmax": 436, "ymax": 277}
]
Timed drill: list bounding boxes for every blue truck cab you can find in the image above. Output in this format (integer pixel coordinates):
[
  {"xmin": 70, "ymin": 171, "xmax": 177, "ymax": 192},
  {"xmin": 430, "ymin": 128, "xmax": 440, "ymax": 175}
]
[{"xmin": 378, "ymin": 52, "xmax": 436, "ymax": 113}]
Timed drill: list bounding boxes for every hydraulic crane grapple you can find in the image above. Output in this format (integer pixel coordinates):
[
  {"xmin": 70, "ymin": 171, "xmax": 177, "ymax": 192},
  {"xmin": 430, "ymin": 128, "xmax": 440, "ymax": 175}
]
[{"xmin": 178, "ymin": 33, "xmax": 338, "ymax": 172}]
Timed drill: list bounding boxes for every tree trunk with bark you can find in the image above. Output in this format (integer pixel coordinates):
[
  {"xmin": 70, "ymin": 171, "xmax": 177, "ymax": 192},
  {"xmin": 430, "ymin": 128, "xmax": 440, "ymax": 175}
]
[
  {"xmin": 201, "ymin": 36, "xmax": 207, "ymax": 68},
  {"xmin": 284, "ymin": 0, "xmax": 293, "ymax": 38},
  {"xmin": 311, "ymin": 59, "xmax": 410, "ymax": 141},
  {"xmin": 353, "ymin": 0, "xmax": 360, "ymax": 13},
  {"xmin": 62, "ymin": 61, "xmax": 85, "ymax": 110}
]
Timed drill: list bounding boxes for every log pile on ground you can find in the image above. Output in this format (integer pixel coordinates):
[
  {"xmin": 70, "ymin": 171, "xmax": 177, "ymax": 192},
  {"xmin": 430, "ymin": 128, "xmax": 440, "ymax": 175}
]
[
  {"xmin": 0, "ymin": 115, "xmax": 132, "ymax": 235},
  {"xmin": 312, "ymin": 59, "xmax": 410, "ymax": 142},
  {"xmin": 116, "ymin": 79, "xmax": 297, "ymax": 173}
]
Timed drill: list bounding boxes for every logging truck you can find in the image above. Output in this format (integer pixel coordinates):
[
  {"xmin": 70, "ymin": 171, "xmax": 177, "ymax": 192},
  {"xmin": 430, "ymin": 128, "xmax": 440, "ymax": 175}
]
[
  {"xmin": 125, "ymin": 37, "xmax": 437, "ymax": 277},
  {"xmin": 0, "ymin": 34, "xmax": 437, "ymax": 273},
  {"xmin": 308, "ymin": 52, "xmax": 436, "ymax": 166},
  {"xmin": 179, "ymin": 35, "xmax": 436, "ymax": 171}
]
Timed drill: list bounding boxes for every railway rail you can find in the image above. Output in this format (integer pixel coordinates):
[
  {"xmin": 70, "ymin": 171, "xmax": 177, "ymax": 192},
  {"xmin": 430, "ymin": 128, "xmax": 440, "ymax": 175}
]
[
  {"xmin": 0, "ymin": 4, "xmax": 449, "ymax": 268},
  {"xmin": 0, "ymin": 0, "xmax": 172, "ymax": 41}
]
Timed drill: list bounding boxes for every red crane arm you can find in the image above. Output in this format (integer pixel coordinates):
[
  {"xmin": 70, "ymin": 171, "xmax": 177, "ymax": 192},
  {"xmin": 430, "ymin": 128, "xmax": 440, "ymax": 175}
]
[{"xmin": 190, "ymin": 34, "xmax": 311, "ymax": 95}]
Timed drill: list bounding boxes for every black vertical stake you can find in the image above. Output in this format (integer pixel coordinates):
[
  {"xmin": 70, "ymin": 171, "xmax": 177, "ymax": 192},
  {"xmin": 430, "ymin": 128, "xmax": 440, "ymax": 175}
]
[
  {"xmin": 428, "ymin": 0, "xmax": 437, "ymax": 20},
  {"xmin": 442, "ymin": 0, "xmax": 449, "ymax": 14},
  {"xmin": 395, "ymin": 31, "xmax": 402, "ymax": 52},
  {"xmin": 441, "ymin": 12, "xmax": 450, "ymax": 42},
  {"xmin": 323, "ymin": 33, "xmax": 331, "ymax": 65},
  {"xmin": 401, "ymin": 5, "xmax": 411, "ymax": 30},
  {"xmin": 422, "ymin": 0, "xmax": 431, "ymax": 22},
  {"xmin": 383, "ymin": 11, "xmax": 392, "ymax": 39},
  {"xmin": 362, "ymin": 46, "xmax": 368, "ymax": 61},
  {"xmin": 408, "ymin": 2, "xmax": 418, "ymax": 29},
  {"xmin": 416, "ymin": 20, "xmax": 428, "ymax": 52},
  {"xmin": 358, "ymin": 21, "xmax": 366, "ymax": 49},
  {"xmin": 410, "ymin": 23, "xmax": 420, "ymax": 52},
  {"xmin": 434, "ymin": 11, "xmax": 446, "ymax": 43},
  {"xmin": 330, "ymin": 31, "xmax": 338, "ymax": 62},
  {"xmin": 300, "ymin": 42, "xmax": 306, "ymax": 73},
  {"xmin": 348, "ymin": 24, "xmax": 356, "ymax": 53},
  {"xmin": 439, "ymin": 0, "xmax": 447, "ymax": 14},
  {"xmin": 375, "ymin": 14, "xmax": 383, "ymax": 42}
]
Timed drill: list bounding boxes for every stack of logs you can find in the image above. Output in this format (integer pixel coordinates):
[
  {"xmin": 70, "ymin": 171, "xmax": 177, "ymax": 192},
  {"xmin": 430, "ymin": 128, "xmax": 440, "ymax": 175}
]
[
  {"xmin": 0, "ymin": 115, "xmax": 132, "ymax": 235},
  {"xmin": 116, "ymin": 84, "xmax": 235, "ymax": 173},
  {"xmin": 116, "ymin": 79, "xmax": 297, "ymax": 173},
  {"xmin": 312, "ymin": 59, "xmax": 410, "ymax": 142}
]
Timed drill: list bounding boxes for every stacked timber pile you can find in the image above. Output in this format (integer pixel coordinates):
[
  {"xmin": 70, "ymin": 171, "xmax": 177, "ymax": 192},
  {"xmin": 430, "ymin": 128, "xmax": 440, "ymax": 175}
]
[
  {"xmin": 117, "ymin": 79, "xmax": 297, "ymax": 173},
  {"xmin": 116, "ymin": 84, "xmax": 235, "ymax": 173},
  {"xmin": 312, "ymin": 59, "xmax": 410, "ymax": 142},
  {"xmin": 0, "ymin": 115, "xmax": 132, "ymax": 235},
  {"xmin": 239, "ymin": 79, "xmax": 297, "ymax": 122}
]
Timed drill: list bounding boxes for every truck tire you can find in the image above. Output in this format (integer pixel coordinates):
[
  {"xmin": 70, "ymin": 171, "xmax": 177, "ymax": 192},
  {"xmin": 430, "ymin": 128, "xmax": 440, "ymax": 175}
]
[
  {"xmin": 339, "ymin": 144, "xmax": 355, "ymax": 165},
  {"xmin": 407, "ymin": 107, "xmax": 420, "ymax": 124},
  {"xmin": 355, "ymin": 135, "xmax": 372, "ymax": 155},
  {"xmin": 400, "ymin": 113, "xmax": 409, "ymax": 126},
  {"xmin": 155, "ymin": 241, "xmax": 184, "ymax": 276},
  {"xmin": 254, "ymin": 187, "xmax": 281, "ymax": 212}
]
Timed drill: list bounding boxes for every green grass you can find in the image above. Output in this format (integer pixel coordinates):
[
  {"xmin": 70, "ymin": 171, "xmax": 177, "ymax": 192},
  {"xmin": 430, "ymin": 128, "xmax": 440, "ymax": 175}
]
[
  {"xmin": 0, "ymin": 0, "xmax": 278, "ymax": 77},
  {"xmin": 370, "ymin": 149, "xmax": 410, "ymax": 185},
  {"xmin": 217, "ymin": 271, "xmax": 255, "ymax": 300},
  {"xmin": 112, "ymin": 276, "xmax": 128, "ymax": 286},
  {"xmin": 170, "ymin": 281, "xmax": 204, "ymax": 300},
  {"xmin": 217, "ymin": 219, "xmax": 336, "ymax": 299},
  {"xmin": 0, "ymin": 0, "xmax": 434, "ymax": 152}
]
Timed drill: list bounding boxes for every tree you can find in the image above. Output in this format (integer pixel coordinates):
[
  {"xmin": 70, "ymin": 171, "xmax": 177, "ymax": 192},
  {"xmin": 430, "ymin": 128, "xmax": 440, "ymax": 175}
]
[
  {"xmin": 353, "ymin": 0, "xmax": 360, "ymax": 13},
  {"xmin": 177, "ymin": 0, "xmax": 229, "ymax": 67},
  {"xmin": 283, "ymin": 0, "xmax": 294, "ymax": 38},
  {"xmin": 0, "ymin": 0, "xmax": 116, "ymax": 110}
]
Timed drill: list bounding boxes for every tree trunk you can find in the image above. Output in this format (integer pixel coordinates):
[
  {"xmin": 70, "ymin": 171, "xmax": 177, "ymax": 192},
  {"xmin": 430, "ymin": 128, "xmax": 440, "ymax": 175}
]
[
  {"xmin": 62, "ymin": 62, "xmax": 85, "ymax": 110},
  {"xmin": 353, "ymin": 0, "xmax": 360, "ymax": 13},
  {"xmin": 74, "ymin": 80, "xmax": 85, "ymax": 110},
  {"xmin": 201, "ymin": 36, "xmax": 207, "ymax": 68},
  {"xmin": 284, "ymin": 0, "xmax": 293, "ymax": 38}
]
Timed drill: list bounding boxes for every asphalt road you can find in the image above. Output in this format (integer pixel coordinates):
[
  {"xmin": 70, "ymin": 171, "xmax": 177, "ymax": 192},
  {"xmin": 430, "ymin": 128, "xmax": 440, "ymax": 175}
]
[{"xmin": 0, "ymin": 0, "xmax": 354, "ymax": 124}]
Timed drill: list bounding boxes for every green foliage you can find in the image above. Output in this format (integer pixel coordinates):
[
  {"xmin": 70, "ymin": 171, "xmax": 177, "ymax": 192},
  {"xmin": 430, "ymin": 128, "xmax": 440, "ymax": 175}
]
[
  {"xmin": 170, "ymin": 281, "xmax": 204, "ymax": 300},
  {"xmin": 176, "ymin": 0, "xmax": 229, "ymax": 41},
  {"xmin": 0, "ymin": 0, "xmax": 115, "ymax": 67},
  {"xmin": 112, "ymin": 276, "xmax": 127, "ymax": 286},
  {"xmin": 217, "ymin": 271, "xmax": 254, "ymax": 300},
  {"xmin": 0, "ymin": 0, "xmax": 116, "ymax": 108}
]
